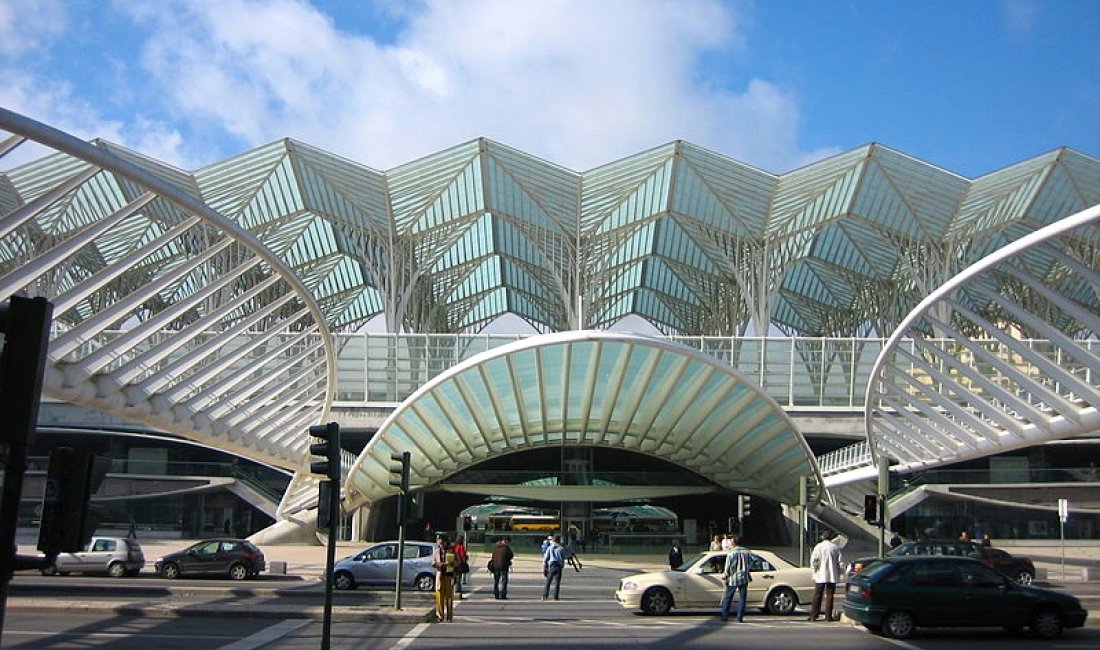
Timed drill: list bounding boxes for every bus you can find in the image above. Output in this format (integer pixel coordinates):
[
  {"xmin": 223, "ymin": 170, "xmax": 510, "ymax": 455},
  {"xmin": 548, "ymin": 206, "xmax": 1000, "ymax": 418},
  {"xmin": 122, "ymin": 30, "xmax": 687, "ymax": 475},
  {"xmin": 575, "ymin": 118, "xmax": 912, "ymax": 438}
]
[{"xmin": 487, "ymin": 514, "xmax": 559, "ymax": 532}]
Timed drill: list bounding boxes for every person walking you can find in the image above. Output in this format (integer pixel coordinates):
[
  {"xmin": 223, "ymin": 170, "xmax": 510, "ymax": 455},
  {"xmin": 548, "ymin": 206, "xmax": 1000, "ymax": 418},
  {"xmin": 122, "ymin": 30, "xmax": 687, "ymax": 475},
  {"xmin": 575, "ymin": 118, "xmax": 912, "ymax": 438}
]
[
  {"xmin": 807, "ymin": 530, "xmax": 844, "ymax": 622},
  {"xmin": 431, "ymin": 535, "xmax": 456, "ymax": 622},
  {"xmin": 542, "ymin": 534, "xmax": 565, "ymax": 600},
  {"xmin": 668, "ymin": 539, "xmax": 684, "ymax": 570},
  {"xmin": 709, "ymin": 534, "xmax": 722, "ymax": 551},
  {"xmin": 719, "ymin": 535, "xmax": 752, "ymax": 622},
  {"xmin": 490, "ymin": 536, "xmax": 514, "ymax": 599},
  {"xmin": 452, "ymin": 534, "xmax": 469, "ymax": 598}
]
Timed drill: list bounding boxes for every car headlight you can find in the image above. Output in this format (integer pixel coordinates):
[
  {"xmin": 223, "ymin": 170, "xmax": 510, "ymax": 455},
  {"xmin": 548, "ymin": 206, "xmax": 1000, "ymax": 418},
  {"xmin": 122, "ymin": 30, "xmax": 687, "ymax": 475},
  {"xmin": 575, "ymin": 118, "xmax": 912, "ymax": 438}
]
[{"xmin": 620, "ymin": 580, "xmax": 637, "ymax": 591}]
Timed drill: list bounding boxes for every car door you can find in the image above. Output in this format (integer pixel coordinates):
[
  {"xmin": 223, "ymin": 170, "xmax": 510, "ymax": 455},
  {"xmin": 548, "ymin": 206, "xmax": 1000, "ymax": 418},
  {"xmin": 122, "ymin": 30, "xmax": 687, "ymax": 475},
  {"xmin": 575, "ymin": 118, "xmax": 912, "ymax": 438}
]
[
  {"xmin": 56, "ymin": 539, "xmax": 101, "ymax": 573},
  {"xmin": 183, "ymin": 541, "xmax": 222, "ymax": 575},
  {"xmin": 684, "ymin": 553, "xmax": 726, "ymax": 608},
  {"xmin": 399, "ymin": 543, "xmax": 428, "ymax": 585},
  {"xmin": 745, "ymin": 553, "xmax": 776, "ymax": 608},
  {"xmin": 903, "ymin": 562, "xmax": 968, "ymax": 626},
  {"xmin": 360, "ymin": 543, "xmax": 399, "ymax": 585},
  {"xmin": 959, "ymin": 562, "xmax": 1031, "ymax": 627}
]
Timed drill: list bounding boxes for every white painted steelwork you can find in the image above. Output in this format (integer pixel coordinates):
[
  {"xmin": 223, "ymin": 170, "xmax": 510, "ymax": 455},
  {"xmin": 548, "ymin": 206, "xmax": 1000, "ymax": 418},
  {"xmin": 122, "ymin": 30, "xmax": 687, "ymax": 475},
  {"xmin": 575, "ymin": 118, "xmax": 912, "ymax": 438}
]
[{"xmin": 865, "ymin": 204, "xmax": 1100, "ymax": 473}]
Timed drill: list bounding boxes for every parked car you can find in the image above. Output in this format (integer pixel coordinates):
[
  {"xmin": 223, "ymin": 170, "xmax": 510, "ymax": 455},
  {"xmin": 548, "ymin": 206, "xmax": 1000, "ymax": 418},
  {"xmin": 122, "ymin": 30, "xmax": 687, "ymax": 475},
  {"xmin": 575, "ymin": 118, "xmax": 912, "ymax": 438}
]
[
  {"xmin": 154, "ymin": 539, "xmax": 265, "ymax": 580},
  {"xmin": 843, "ymin": 556, "xmax": 1087, "ymax": 639},
  {"xmin": 615, "ymin": 550, "xmax": 814, "ymax": 616},
  {"xmin": 41, "ymin": 536, "xmax": 145, "ymax": 578},
  {"xmin": 848, "ymin": 539, "xmax": 1035, "ymax": 584},
  {"xmin": 332, "ymin": 540, "xmax": 436, "ymax": 591}
]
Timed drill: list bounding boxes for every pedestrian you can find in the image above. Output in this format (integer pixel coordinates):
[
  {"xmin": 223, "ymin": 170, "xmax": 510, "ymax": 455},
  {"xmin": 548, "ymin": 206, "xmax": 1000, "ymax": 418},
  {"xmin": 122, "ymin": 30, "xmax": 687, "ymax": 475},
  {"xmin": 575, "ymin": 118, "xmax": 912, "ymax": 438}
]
[
  {"xmin": 668, "ymin": 539, "xmax": 683, "ymax": 570},
  {"xmin": 719, "ymin": 535, "xmax": 752, "ymax": 622},
  {"xmin": 721, "ymin": 533, "xmax": 733, "ymax": 551},
  {"xmin": 452, "ymin": 534, "xmax": 469, "ymax": 598},
  {"xmin": 490, "ymin": 536, "xmax": 514, "ymax": 599},
  {"xmin": 959, "ymin": 530, "xmax": 971, "ymax": 541},
  {"xmin": 709, "ymin": 534, "xmax": 722, "ymax": 551},
  {"xmin": 431, "ymin": 535, "xmax": 456, "ymax": 622},
  {"xmin": 564, "ymin": 534, "xmax": 583, "ymax": 572},
  {"xmin": 542, "ymin": 534, "xmax": 565, "ymax": 600},
  {"xmin": 981, "ymin": 533, "xmax": 993, "ymax": 547},
  {"xmin": 807, "ymin": 530, "xmax": 843, "ymax": 622}
]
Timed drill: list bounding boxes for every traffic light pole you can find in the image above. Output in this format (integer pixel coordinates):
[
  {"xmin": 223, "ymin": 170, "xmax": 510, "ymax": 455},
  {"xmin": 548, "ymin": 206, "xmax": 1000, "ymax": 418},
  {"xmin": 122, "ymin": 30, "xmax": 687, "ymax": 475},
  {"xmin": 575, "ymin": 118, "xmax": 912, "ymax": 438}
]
[
  {"xmin": 321, "ymin": 476, "xmax": 339, "ymax": 650},
  {"xmin": 393, "ymin": 495, "xmax": 406, "ymax": 610},
  {"xmin": 308, "ymin": 422, "xmax": 341, "ymax": 650},
  {"xmin": 389, "ymin": 451, "xmax": 410, "ymax": 610}
]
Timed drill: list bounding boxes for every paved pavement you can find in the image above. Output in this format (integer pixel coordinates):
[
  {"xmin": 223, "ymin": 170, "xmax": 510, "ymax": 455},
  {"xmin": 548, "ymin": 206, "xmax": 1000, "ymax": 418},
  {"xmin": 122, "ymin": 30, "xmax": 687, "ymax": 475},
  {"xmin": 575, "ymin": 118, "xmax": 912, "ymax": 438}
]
[{"xmin": 7, "ymin": 538, "xmax": 1098, "ymax": 622}]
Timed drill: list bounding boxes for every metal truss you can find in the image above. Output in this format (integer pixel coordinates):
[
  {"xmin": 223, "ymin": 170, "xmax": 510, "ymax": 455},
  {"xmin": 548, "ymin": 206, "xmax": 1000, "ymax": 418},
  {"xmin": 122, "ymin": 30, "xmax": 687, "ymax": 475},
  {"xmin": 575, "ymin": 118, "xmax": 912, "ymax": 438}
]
[
  {"xmin": 0, "ymin": 109, "xmax": 336, "ymax": 517},
  {"xmin": 865, "ymin": 203, "xmax": 1100, "ymax": 473}
]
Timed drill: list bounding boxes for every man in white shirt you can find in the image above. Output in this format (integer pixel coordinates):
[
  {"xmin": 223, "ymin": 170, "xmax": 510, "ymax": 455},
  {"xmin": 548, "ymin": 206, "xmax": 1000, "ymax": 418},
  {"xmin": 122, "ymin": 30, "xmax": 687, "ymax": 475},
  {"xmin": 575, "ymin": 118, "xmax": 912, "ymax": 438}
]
[{"xmin": 807, "ymin": 530, "xmax": 844, "ymax": 622}]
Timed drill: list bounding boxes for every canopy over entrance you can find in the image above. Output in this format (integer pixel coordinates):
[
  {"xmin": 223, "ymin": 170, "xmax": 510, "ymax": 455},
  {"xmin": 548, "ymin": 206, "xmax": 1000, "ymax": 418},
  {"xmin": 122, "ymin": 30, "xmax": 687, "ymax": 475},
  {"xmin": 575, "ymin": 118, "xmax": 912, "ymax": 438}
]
[{"xmin": 345, "ymin": 331, "xmax": 821, "ymax": 508}]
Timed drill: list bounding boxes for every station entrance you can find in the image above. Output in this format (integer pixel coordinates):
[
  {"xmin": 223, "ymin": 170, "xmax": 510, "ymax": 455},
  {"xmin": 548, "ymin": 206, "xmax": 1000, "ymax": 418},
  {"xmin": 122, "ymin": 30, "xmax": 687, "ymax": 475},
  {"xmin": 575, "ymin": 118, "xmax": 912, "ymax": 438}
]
[{"xmin": 366, "ymin": 446, "xmax": 793, "ymax": 552}]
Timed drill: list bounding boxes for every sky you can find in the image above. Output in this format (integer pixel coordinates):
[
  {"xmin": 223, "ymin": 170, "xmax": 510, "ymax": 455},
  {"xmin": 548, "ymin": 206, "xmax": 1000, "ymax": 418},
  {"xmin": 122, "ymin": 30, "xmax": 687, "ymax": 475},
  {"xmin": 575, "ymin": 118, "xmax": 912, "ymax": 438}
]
[{"xmin": 1, "ymin": 0, "xmax": 1098, "ymax": 178}]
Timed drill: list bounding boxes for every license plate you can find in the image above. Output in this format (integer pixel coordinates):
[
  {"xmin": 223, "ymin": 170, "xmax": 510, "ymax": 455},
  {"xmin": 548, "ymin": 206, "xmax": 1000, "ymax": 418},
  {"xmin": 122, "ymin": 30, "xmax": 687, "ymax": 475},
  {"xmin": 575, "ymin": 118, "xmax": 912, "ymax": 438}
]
[{"xmin": 847, "ymin": 584, "xmax": 860, "ymax": 594}]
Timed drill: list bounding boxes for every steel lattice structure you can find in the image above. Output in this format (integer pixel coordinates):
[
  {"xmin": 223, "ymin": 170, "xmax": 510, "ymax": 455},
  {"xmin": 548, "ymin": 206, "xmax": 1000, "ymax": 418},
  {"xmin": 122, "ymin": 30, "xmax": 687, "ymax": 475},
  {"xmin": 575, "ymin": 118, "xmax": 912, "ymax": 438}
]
[
  {"xmin": 3, "ymin": 106, "xmax": 1098, "ymax": 526},
  {"xmin": 865, "ymin": 203, "xmax": 1100, "ymax": 473}
]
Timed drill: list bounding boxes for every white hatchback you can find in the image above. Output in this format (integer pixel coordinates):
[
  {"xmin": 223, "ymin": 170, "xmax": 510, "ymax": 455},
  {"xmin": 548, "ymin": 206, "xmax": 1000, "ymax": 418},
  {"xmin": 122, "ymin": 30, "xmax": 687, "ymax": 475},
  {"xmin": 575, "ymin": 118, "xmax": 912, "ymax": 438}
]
[{"xmin": 615, "ymin": 550, "xmax": 815, "ymax": 616}]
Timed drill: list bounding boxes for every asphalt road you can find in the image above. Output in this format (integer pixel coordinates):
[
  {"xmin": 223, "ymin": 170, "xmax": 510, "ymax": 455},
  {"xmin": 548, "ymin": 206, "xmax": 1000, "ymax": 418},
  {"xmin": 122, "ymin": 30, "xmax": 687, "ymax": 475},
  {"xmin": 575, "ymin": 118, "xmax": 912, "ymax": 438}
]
[{"xmin": 2, "ymin": 564, "xmax": 1098, "ymax": 649}]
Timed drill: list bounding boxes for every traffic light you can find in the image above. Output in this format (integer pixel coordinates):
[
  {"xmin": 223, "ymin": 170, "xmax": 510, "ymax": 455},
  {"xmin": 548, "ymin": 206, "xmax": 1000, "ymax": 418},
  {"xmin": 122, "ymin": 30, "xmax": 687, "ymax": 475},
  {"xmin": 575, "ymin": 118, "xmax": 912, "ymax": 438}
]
[
  {"xmin": 863, "ymin": 494, "xmax": 879, "ymax": 523},
  {"xmin": 389, "ymin": 452, "xmax": 411, "ymax": 526},
  {"xmin": 309, "ymin": 422, "xmax": 341, "ymax": 481},
  {"xmin": 389, "ymin": 451, "xmax": 410, "ymax": 493},
  {"xmin": 738, "ymin": 494, "xmax": 752, "ymax": 518},
  {"xmin": 38, "ymin": 447, "xmax": 108, "ymax": 553},
  {"xmin": 317, "ymin": 480, "xmax": 335, "ymax": 529},
  {"xmin": 0, "ymin": 296, "xmax": 53, "ymax": 445}
]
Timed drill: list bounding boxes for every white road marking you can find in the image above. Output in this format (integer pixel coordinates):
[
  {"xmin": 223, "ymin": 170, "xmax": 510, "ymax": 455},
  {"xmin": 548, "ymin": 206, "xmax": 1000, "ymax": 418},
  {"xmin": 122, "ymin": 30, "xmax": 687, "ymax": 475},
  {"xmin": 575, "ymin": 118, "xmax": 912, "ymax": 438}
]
[
  {"xmin": 216, "ymin": 619, "xmax": 311, "ymax": 650},
  {"xmin": 391, "ymin": 622, "xmax": 430, "ymax": 650}
]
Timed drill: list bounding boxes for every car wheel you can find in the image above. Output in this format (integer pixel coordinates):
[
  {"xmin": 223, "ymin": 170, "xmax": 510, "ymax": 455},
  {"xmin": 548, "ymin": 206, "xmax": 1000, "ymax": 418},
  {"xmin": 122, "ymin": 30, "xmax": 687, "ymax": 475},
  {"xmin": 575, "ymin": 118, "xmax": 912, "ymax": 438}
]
[
  {"xmin": 1030, "ymin": 607, "xmax": 1063, "ymax": 639},
  {"xmin": 108, "ymin": 562, "xmax": 126, "ymax": 578},
  {"xmin": 159, "ymin": 562, "xmax": 181, "ymax": 579},
  {"xmin": 883, "ymin": 610, "xmax": 915, "ymax": 639},
  {"xmin": 1015, "ymin": 570, "xmax": 1033, "ymax": 585},
  {"xmin": 228, "ymin": 563, "xmax": 249, "ymax": 581},
  {"xmin": 414, "ymin": 573, "xmax": 435, "ymax": 592},
  {"xmin": 334, "ymin": 571, "xmax": 356, "ymax": 590},
  {"xmin": 765, "ymin": 587, "xmax": 797, "ymax": 615},
  {"xmin": 640, "ymin": 587, "xmax": 674, "ymax": 616}
]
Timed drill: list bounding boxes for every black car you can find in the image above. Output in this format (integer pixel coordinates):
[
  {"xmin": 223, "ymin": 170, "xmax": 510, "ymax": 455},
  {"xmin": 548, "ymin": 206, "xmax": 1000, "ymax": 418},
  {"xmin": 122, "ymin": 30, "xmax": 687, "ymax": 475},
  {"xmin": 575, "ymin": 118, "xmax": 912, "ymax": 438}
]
[
  {"xmin": 155, "ymin": 539, "xmax": 266, "ymax": 580},
  {"xmin": 843, "ymin": 556, "xmax": 1086, "ymax": 639},
  {"xmin": 848, "ymin": 539, "xmax": 1035, "ymax": 584}
]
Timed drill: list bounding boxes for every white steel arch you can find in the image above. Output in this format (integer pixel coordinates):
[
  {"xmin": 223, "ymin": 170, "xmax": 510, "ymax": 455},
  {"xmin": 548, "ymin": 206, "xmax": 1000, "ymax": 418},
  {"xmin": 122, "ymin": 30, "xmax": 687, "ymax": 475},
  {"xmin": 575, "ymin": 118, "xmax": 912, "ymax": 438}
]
[
  {"xmin": 865, "ymin": 203, "xmax": 1100, "ymax": 473},
  {"xmin": 345, "ymin": 330, "xmax": 823, "ymax": 509},
  {"xmin": 0, "ymin": 108, "xmax": 338, "ymax": 516}
]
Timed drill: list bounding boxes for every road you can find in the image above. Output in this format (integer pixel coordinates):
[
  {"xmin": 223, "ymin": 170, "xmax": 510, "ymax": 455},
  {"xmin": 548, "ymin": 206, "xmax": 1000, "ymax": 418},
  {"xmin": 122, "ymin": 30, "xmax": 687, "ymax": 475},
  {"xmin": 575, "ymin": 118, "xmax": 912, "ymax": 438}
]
[{"xmin": 2, "ymin": 564, "xmax": 1097, "ymax": 649}]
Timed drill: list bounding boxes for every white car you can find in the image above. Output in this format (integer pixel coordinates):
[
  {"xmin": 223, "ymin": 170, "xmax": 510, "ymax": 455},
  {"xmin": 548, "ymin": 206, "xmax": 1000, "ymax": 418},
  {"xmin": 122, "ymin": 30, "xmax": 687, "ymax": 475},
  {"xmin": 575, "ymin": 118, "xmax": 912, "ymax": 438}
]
[{"xmin": 616, "ymin": 550, "xmax": 815, "ymax": 616}]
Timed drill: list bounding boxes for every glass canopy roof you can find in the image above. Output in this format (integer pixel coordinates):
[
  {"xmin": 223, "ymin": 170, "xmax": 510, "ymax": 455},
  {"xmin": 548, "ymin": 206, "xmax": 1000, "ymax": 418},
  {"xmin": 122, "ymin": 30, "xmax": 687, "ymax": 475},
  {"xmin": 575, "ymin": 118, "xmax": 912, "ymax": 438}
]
[
  {"xmin": 6, "ymin": 132, "xmax": 1096, "ymax": 339},
  {"xmin": 345, "ymin": 331, "xmax": 820, "ymax": 508}
]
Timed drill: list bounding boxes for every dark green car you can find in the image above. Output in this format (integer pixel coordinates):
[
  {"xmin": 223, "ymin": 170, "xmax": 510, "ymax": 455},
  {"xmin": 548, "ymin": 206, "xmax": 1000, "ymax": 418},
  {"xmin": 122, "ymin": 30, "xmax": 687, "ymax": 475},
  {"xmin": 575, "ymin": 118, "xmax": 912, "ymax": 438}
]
[{"xmin": 843, "ymin": 556, "xmax": 1087, "ymax": 639}]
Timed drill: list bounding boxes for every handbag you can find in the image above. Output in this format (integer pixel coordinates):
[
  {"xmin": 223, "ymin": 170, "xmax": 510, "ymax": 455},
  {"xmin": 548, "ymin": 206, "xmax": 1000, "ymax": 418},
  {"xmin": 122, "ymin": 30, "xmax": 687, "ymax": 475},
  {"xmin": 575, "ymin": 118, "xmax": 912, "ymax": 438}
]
[{"xmin": 486, "ymin": 558, "xmax": 495, "ymax": 573}]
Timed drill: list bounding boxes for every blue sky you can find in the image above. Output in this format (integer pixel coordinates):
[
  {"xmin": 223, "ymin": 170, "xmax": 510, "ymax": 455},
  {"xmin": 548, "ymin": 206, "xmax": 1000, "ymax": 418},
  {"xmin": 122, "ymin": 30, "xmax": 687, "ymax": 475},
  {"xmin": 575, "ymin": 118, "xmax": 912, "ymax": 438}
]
[{"xmin": 2, "ymin": 0, "xmax": 1098, "ymax": 176}]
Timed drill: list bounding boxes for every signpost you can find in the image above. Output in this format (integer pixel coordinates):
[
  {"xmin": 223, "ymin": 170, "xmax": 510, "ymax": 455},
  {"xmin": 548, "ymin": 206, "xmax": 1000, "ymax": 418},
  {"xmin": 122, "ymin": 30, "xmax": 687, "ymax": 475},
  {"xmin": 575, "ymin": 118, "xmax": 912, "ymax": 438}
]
[{"xmin": 1058, "ymin": 498, "xmax": 1069, "ymax": 581}]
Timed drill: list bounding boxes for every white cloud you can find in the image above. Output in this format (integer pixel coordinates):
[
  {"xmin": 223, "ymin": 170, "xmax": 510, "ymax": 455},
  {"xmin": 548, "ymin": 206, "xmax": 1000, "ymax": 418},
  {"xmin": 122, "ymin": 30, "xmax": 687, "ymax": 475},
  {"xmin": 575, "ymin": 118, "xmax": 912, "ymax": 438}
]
[
  {"xmin": 121, "ymin": 0, "xmax": 831, "ymax": 172},
  {"xmin": 5, "ymin": 0, "xmax": 833, "ymax": 173},
  {"xmin": 0, "ymin": 0, "xmax": 67, "ymax": 57}
]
